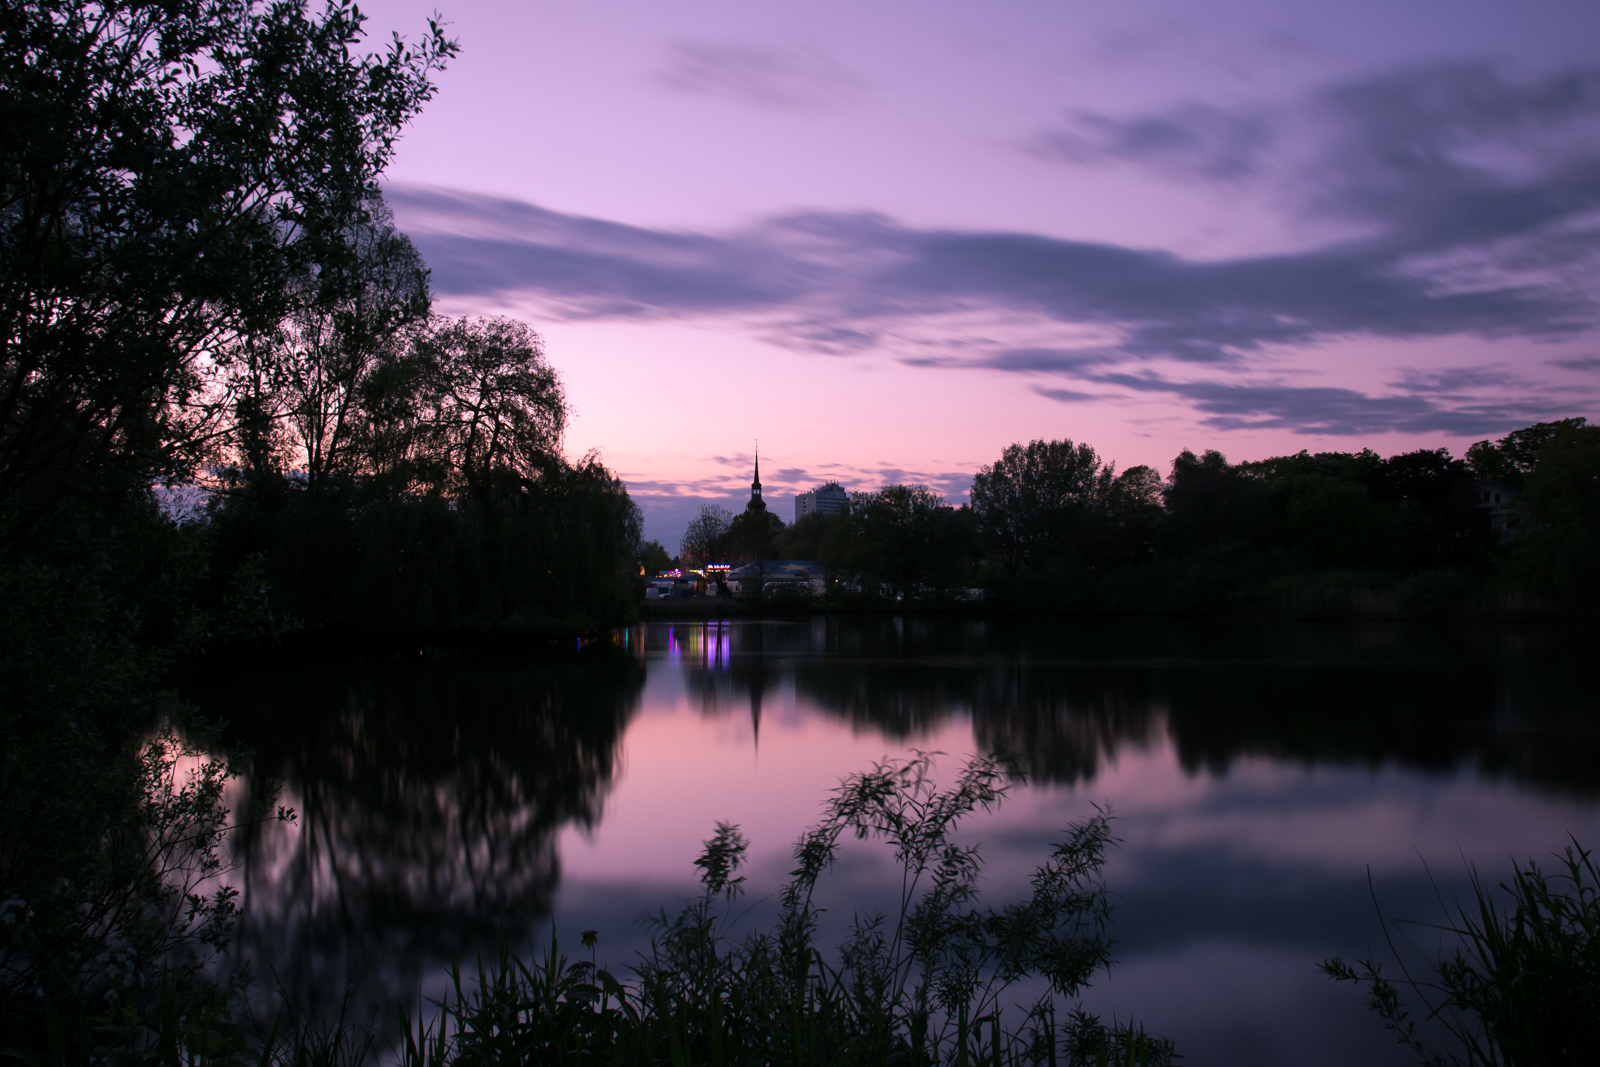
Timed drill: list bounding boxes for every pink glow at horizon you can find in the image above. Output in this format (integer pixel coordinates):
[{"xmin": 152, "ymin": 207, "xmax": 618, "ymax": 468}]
[{"xmin": 366, "ymin": 0, "xmax": 1600, "ymax": 542}]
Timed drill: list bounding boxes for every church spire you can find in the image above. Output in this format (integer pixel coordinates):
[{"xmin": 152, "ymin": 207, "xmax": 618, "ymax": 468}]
[{"xmin": 746, "ymin": 443, "xmax": 766, "ymax": 513}]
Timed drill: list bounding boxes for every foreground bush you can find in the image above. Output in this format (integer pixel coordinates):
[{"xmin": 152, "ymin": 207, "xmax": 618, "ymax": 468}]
[
  {"xmin": 1324, "ymin": 840, "xmax": 1600, "ymax": 1067},
  {"xmin": 0, "ymin": 502, "xmax": 296, "ymax": 1063},
  {"xmin": 400, "ymin": 754, "xmax": 1175, "ymax": 1067}
]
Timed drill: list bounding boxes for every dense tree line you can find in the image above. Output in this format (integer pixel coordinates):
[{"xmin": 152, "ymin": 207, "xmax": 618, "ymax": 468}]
[
  {"xmin": 212, "ymin": 303, "xmax": 644, "ymax": 634},
  {"xmin": 1, "ymin": 0, "xmax": 642, "ymax": 639},
  {"xmin": 997, "ymin": 420, "xmax": 1598, "ymax": 616},
  {"xmin": 665, "ymin": 418, "xmax": 1597, "ymax": 618},
  {"xmin": 0, "ymin": 2, "xmax": 642, "ymax": 1057},
  {"xmin": 670, "ymin": 488, "xmax": 981, "ymax": 599}
]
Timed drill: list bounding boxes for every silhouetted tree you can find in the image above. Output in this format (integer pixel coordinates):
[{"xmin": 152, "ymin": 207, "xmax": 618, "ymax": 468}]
[
  {"xmin": 1102, "ymin": 464, "xmax": 1165, "ymax": 564},
  {"xmin": 1515, "ymin": 422, "xmax": 1600, "ymax": 610},
  {"xmin": 1525, "ymin": 423, "xmax": 1600, "ymax": 530},
  {"xmin": 680, "ymin": 504, "xmax": 734, "ymax": 567},
  {"xmin": 639, "ymin": 540, "xmax": 674, "ymax": 577},
  {"xmin": 1160, "ymin": 449, "xmax": 1274, "ymax": 554},
  {"xmin": 774, "ymin": 511, "xmax": 838, "ymax": 561},
  {"xmin": 1467, "ymin": 417, "xmax": 1589, "ymax": 489},
  {"xmin": 0, "ymin": 3, "xmax": 459, "ymax": 1050},
  {"xmin": 222, "ymin": 193, "xmax": 432, "ymax": 492},
  {"xmin": 970, "ymin": 440, "xmax": 1116, "ymax": 574},
  {"xmin": 727, "ymin": 508, "xmax": 785, "ymax": 567},
  {"xmin": 407, "ymin": 317, "xmax": 569, "ymax": 500},
  {"xmin": 1361, "ymin": 449, "xmax": 1486, "ymax": 567},
  {"xmin": 0, "ymin": 0, "xmax": 454, "ymax": 537},
  {"xmin": 823, "ymin": 485, "xmax": 972, "ymax": 598}
]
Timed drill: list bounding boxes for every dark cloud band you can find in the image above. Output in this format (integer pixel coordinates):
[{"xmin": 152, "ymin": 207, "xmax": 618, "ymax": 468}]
[
  {"xmin": 394, "ymin": 188, "xmax": 1589, "ymax": 357},
  {"xmin": 387, "ymin": 61, "xmax": 1600, "ymax": 438}
]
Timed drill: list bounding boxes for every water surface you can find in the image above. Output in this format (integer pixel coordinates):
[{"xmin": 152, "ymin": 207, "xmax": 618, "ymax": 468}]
[{"xmin": 194, "ymin": 617, "xmax": 1600, "ymax": 1065}]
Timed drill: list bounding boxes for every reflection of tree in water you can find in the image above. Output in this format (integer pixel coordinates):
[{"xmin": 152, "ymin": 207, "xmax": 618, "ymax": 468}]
[
  {"xmin": 792, "ymin": 661, "xmax": 969, "ymax": 738},
  {"xmin": 970, "ymin": 667, "xmax": 1161, "ymax": 785},
  {"xmin": 1155, "ymin": 656, "xmax": 1600, "ymax": 794},
  {"xmin": 669, "ymin": 617, "xmax": 1600, "ymax": 794},
  {"xmin": 667, "ymin": 618, "xmax": 1160, "ymax": 784},
  {"xmin": 185, "ymin": 652, "xmax": 643, "ymax": 1025},
  {"xmin": 1159, "ymin": 663, "xmax": 1478, "ymax": 777},
  {"xmin": 668, "ymin": 618, "xmax": 978, "ymax": 740}
]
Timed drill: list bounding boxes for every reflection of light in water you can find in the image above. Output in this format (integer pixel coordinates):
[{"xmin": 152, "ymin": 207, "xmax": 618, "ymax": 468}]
[
  {"xmin": 198, "ymin": 620, "xmax": 1600, "ymax": 1067},
  {"xmin": 553, "ymin": 621, "xmax": 1600, "ymax": 1067}
]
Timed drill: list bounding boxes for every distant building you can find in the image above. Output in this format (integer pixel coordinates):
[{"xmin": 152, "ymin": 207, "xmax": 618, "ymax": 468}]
[
  {"xmin": 728, "ymin": 559, "xmax": 826, "ymax": 597},
  {"xmin": 795, "ymin": 481, "xmax": 848, "ymax": 523},
  {"xmin": 745, "ymin": 447, "xmax": 767, "ymax": 515},
  {"xmin": 1477, "ymin": 479, "xmax": 1522, "ymax": 544}
]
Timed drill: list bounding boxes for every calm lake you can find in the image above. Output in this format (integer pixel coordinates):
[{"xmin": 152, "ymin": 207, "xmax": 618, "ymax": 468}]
[{"xmin": 190, "ymin": 617, "xmax": 1600, "ymax": 1065}]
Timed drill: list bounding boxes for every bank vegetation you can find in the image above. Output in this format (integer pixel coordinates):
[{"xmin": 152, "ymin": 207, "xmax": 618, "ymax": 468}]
[{"xmin": 663, "ymin": 418, "xmax": 1599, "ymax": 622}]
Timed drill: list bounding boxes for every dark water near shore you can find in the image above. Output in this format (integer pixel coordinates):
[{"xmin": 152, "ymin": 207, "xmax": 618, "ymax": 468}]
[{"xmin": 189, "ymin": 618, "xmax": 1600, "ymax": 1065}]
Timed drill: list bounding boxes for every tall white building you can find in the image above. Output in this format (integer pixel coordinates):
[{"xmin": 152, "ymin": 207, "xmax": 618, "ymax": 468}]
[{"xmin": 795, "ymin": 481, "xmax": 848, "ymax": 523}]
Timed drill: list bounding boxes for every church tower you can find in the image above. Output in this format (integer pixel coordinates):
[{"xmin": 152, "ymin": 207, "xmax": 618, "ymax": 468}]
[{"xmin": 746, "ymin": 445, "xmax": 766, "ymax": 514}]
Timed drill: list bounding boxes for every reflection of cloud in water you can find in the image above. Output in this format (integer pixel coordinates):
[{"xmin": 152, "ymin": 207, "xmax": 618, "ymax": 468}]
[{"xmin": 180, "ymin": 618, "xmax": 1598, "ymax": 1064}]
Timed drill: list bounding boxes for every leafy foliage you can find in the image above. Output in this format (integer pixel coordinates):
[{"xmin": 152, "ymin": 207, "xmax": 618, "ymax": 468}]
[
  {"xmin": 0, "ymin": 0, "xmax": 455, "ymax": 534},
  {"xmin": 638, "ymin": 539, "xmax": 674, "ymax": 577},
  {"xmin": 1508, "ymin": 422, "xmax": 1600, "ymax": 614},
  {"xmin": 970, "ymin": 440, "xmax": 1116, "ymax": 575},
  {"xmin": 406, "ymin": 317, "xmax": 569, "ymax": 500},
  {"xmin": 1466, "ymin": 419, "xmax": 1590, "ymax": 490},
  {"xmin": 215, "ymin": 451, "xmax": 643, "ymax": 635},
  {"xmin": 396, "ymin": 754, "xmax": 1174, "ymax": 1067},
  {"xmin": 1324, "ymin": 841, "xmax": 1600, "ymax": 1067},
  {"xmin": 222, "ymin": 194, "xmax": 433, "ymax": 492},
  {"xmin": 727, "ymin": 507, "xmax": 786, "ymax": 569},
  {"xmin": 209, "ymin": 299, "xmax": 639, "ymax": 636},
  {"xmin": 948, "ymin": 421, "xmax": 1596, "ymax": 619},
  {"xmin": 821, "ymin": 486, "xmax": 977, "ymax": 599}
]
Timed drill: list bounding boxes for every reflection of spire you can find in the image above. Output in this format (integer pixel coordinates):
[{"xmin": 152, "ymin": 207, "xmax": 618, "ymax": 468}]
[
  {"xmin": 747, "ymin": 621, "xmax": 763, "ymax": 754},
  {"xmin": 750, "ymin": 685, "xmax": 761, "ymax": 753}
]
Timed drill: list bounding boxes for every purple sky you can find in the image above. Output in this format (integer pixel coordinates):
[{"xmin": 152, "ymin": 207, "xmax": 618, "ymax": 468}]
[{"xmin": 368, "ymin": 0, "xmax": 1600, "ymax": 545}]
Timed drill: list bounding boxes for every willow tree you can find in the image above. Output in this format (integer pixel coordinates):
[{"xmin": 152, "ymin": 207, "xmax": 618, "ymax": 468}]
[
  {"xmin": 225, "ymin": 193, "xmax": 433, "ymax": 491},
  {"xmin": 405, "ymin": 316, "xmax": 570, "ymax": 499},
  {"xmin": 0, "ymin": 0, "xmax": 456, "ymax": 537}
]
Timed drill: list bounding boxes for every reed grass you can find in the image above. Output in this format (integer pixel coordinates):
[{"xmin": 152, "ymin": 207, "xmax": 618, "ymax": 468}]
[
  {"xmin": 1323, "ymin": 838, "xmax": 1600, "ymax": 1066},
  {"xmin": 391, "ymin": 753, "xmax": 1175, "ymax": 1067}
]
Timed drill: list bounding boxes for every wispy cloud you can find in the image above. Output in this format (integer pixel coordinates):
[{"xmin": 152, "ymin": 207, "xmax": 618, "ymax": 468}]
[
  {"xmin": 1388, "ymin": 365, "xmax": 1523, "ymax": 396},
  {"xmin": 390, "ymin": 61, "xmax": 1600, "ymax": 439},
  {"xmin": 1076, "ymin": 373, "xmax": 1572, "ymax": 436},
  {"xmin": 655, "ymin": 41, "xmax": 864, "ymax": 112},
  {"xmin": 1307, "ymin": 62, "xmax": 1600, "ymax": 249},
  {"xmin": 1031, "ymin": 386, "xmax": 1102, "ymax": 404},
  {"xmin": 396, "ymin": 189, "xmax": 1588, "ymax": 357},
  {"xmin": 1024, "ymin": 103, "xmax": 1274, "ymax": 180}
]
